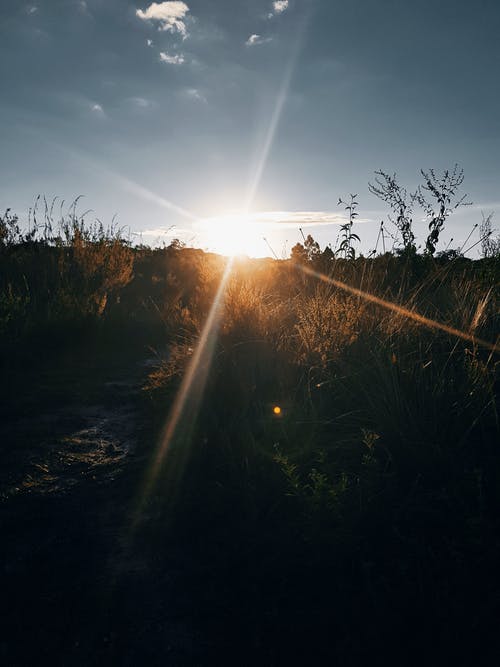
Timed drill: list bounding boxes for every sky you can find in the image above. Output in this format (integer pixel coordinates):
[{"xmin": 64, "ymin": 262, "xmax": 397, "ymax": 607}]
[{"xmin": 1, "ymin": 0, "xmax": 500, "ymax": 257}]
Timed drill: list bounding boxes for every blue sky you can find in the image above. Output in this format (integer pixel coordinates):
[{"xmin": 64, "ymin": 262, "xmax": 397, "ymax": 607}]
[{"xmin": 1, "ymin": 0, "xmax": 499, "ymax": 256}]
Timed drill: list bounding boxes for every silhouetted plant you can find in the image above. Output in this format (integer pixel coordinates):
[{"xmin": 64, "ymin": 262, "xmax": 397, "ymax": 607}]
[
  {"xmin": 290, "ymin": 233, "xmax": 321, "ymax": 264},
  {"xmin": 416, "ymin": 164, "xmax": 471, "ymax": 255},
  {"xmin": 290, "ymin": 241, "xmax": 308, "ymax": 264},
  {"xmin": 0, "ymin": 209, "xmax": 22, "ymax": 247},
  {"xmin": 435, "ymin": 248, "xmax": 463, "ymax": 261},
  {"xmin": 0, "ymin": 198, "xmax": 135, "ymax": 332},
  {"xmin": 479, "ymin": 212, "xmax": 500, "ymax": 258},
  {"xmin": 368, "ymin": 171, "xmax": 417, "ymax": 255},
  {"xmin": 318, "ymin": 244, "xmax": 335, "ymax": 271},
  {"xmin": 337, "ymin": 194, "xmax": 360, "ymax": 260},
  {"xmin": 303, "ymin": 233, "xmax": 321, "ymax": 261}
]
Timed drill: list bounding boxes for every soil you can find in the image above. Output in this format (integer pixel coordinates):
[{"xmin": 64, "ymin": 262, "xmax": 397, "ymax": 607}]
[{"xmin": 0, "ymin": 348, "xmax": 206, "ymax": 666}]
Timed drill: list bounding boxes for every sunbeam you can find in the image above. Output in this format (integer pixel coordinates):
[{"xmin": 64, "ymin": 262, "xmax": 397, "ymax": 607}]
[
  {"xmin": 69, "ymin": 148, "xmax": 200, "ymax": 222},
  {"xmin": 25, "ymin": 129, "xmax": 201, "ymax": 223},
  {"xmin": 244, "ymin": 13, "xmax": 310, "ymax": 212},
  {"xmin": 105, "ymin": 170, "xmax": 200, "ymax": 223},
  {"xmin": 131, "ymin": 257, "xmax": 234, "ymax": 528},
  {"xmin": 244, "ymin": 62, "xmax": 294, "ymax": 212},
  {"xmin": 298, "ymin": 263, "xmax": 499, "ymax": 354}
]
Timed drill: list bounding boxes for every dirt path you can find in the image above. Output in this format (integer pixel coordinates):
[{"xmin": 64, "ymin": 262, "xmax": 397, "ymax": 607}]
[
  {"xmin": 0, "ymin": 356, "xmax": 151, "ymax": 499},
  {"xmin": 0, "ymin": 352, "xmax": 208, "ymax": 665}
]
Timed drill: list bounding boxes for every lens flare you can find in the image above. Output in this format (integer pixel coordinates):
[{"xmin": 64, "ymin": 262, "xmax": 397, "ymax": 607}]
[
  {"xmin": 244, "ymin": 13, "xmax": 309, "ymax": 212},
  {"xmin": 33, "ymin": 133, "xmax": 200, "ymax": 223},
  {"xmin": 297, "ymin": 263, "xmax": 499, "ymax": 354},
  {"xmin": 131, "ymin": 258, "xmax": 234, "ymax": 529}
]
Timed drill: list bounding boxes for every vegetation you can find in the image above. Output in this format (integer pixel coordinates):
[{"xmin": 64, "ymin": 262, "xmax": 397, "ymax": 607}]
[
  {"xmin": 368, "ymin": 170, "xmax": 417, "ymax": 254},
  {"xmin": 337, "ymin": 194, "xmax": 360, "ymax": 259},
  {"xmin": 1, "ymin": 177, "xmax": 500, "ymax": 665},
  {"xmin": 368, "ymin": 164, "xmax": 472, "ymax": 256}
]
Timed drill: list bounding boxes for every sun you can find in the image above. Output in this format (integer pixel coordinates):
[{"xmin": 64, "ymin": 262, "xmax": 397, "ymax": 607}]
[{"xmin": 196, "ymin": 211, "xmax": 267, "ymax": 258}]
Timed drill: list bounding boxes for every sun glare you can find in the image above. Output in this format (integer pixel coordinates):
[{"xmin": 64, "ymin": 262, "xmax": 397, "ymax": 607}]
[{"xmin": 197, "ymin": 212, "xmax": 267, "ymax": 258}]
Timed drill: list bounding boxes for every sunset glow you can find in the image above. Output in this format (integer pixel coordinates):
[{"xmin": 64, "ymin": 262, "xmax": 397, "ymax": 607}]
[{"xmin": 197, "ymin": 212, "xmax": 267, "ymax": 257}]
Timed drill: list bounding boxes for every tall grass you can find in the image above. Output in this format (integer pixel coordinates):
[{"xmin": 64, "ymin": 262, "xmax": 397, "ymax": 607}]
[
  {"xmin": 0, "ymin": 200, "xmax": 134, "ymax": 348},
  {"xmin": 132, "ymin": 245, "xmax": 498, "ymax": 664}
]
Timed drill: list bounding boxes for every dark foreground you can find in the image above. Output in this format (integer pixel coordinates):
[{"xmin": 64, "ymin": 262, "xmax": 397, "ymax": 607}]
[
  {"xmin": 1, "ymin": 233, "xmax": 499, "ymax": 665},
  {"xmin": 1, "ymin": 335, "xmax": 500, "ymax": 667}
]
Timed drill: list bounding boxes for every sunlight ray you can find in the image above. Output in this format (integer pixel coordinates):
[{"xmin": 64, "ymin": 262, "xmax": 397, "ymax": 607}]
[
  {"xmin": 244, "ymin": 15, "xmax": 309, "ymax": 212},
  {"xmin": 298, "ymin": 264, "xmax": 499, "ymax": 354},
  {"xmin": 107, "ymin": 171, "xmax": 200, "ymax": 222},
  {"xmin": 31, "ymin": 131, "xmax": 201, "ymax": 223},
  {"xmin": 131, "ymin": 258, "xmax": 234, "ymax": 527},
  {"xmin": 244, "ymin": 63, "xmax": 294, "ymax": 212}
]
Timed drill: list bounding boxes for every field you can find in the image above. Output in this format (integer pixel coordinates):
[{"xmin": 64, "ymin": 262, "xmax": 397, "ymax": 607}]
[{"xmin": 1, "ymin": 206, "xmax": 499, "ymax": 665}]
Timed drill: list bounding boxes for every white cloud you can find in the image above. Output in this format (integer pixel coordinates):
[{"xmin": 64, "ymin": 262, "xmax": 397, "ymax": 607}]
[
  {"xmin": 268, "ymin": 1, "xmax": 289, "ymax": 18},
  {"xmin": 273, "ymin": 0, "xmax": 289, "ymax": 14},
  {"xmin": 159, "ymin": 51, "xmax": 185, "ymax": 64},
  {"xmin": 136, "ymin": 2, "xmax": 190, "ymax": 37},
  {"xmin": 76, "ymin": 1, "xmax": 90, "ymax": 14},
  {"xmin": 91, "ymin": 103, "xmax": 104, "ymax": 114},
  {"xmin": 198, "ymin": 211, "xmax": 356, "ymax": 231},
  {"xmin": 262, "ymin": 211, "xmax": 345, "ymax": 228},
  {"xmin": 128, "ymin": 97, "xmax": 154, "ymax": 108},
  {"xmin": 246, "ymin": 34, "xmax": 272, "ymax": 46},
  {"xmin": 26, "ymin": 5, "xmax": 38, "ymax": 14},
  {"xmin": 183, "ymin": 88, "xmax": 206, "ymax": 103},
  {"xmin": 146, "ymin": 38, "xmax": 153, "ymax": 46}
]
